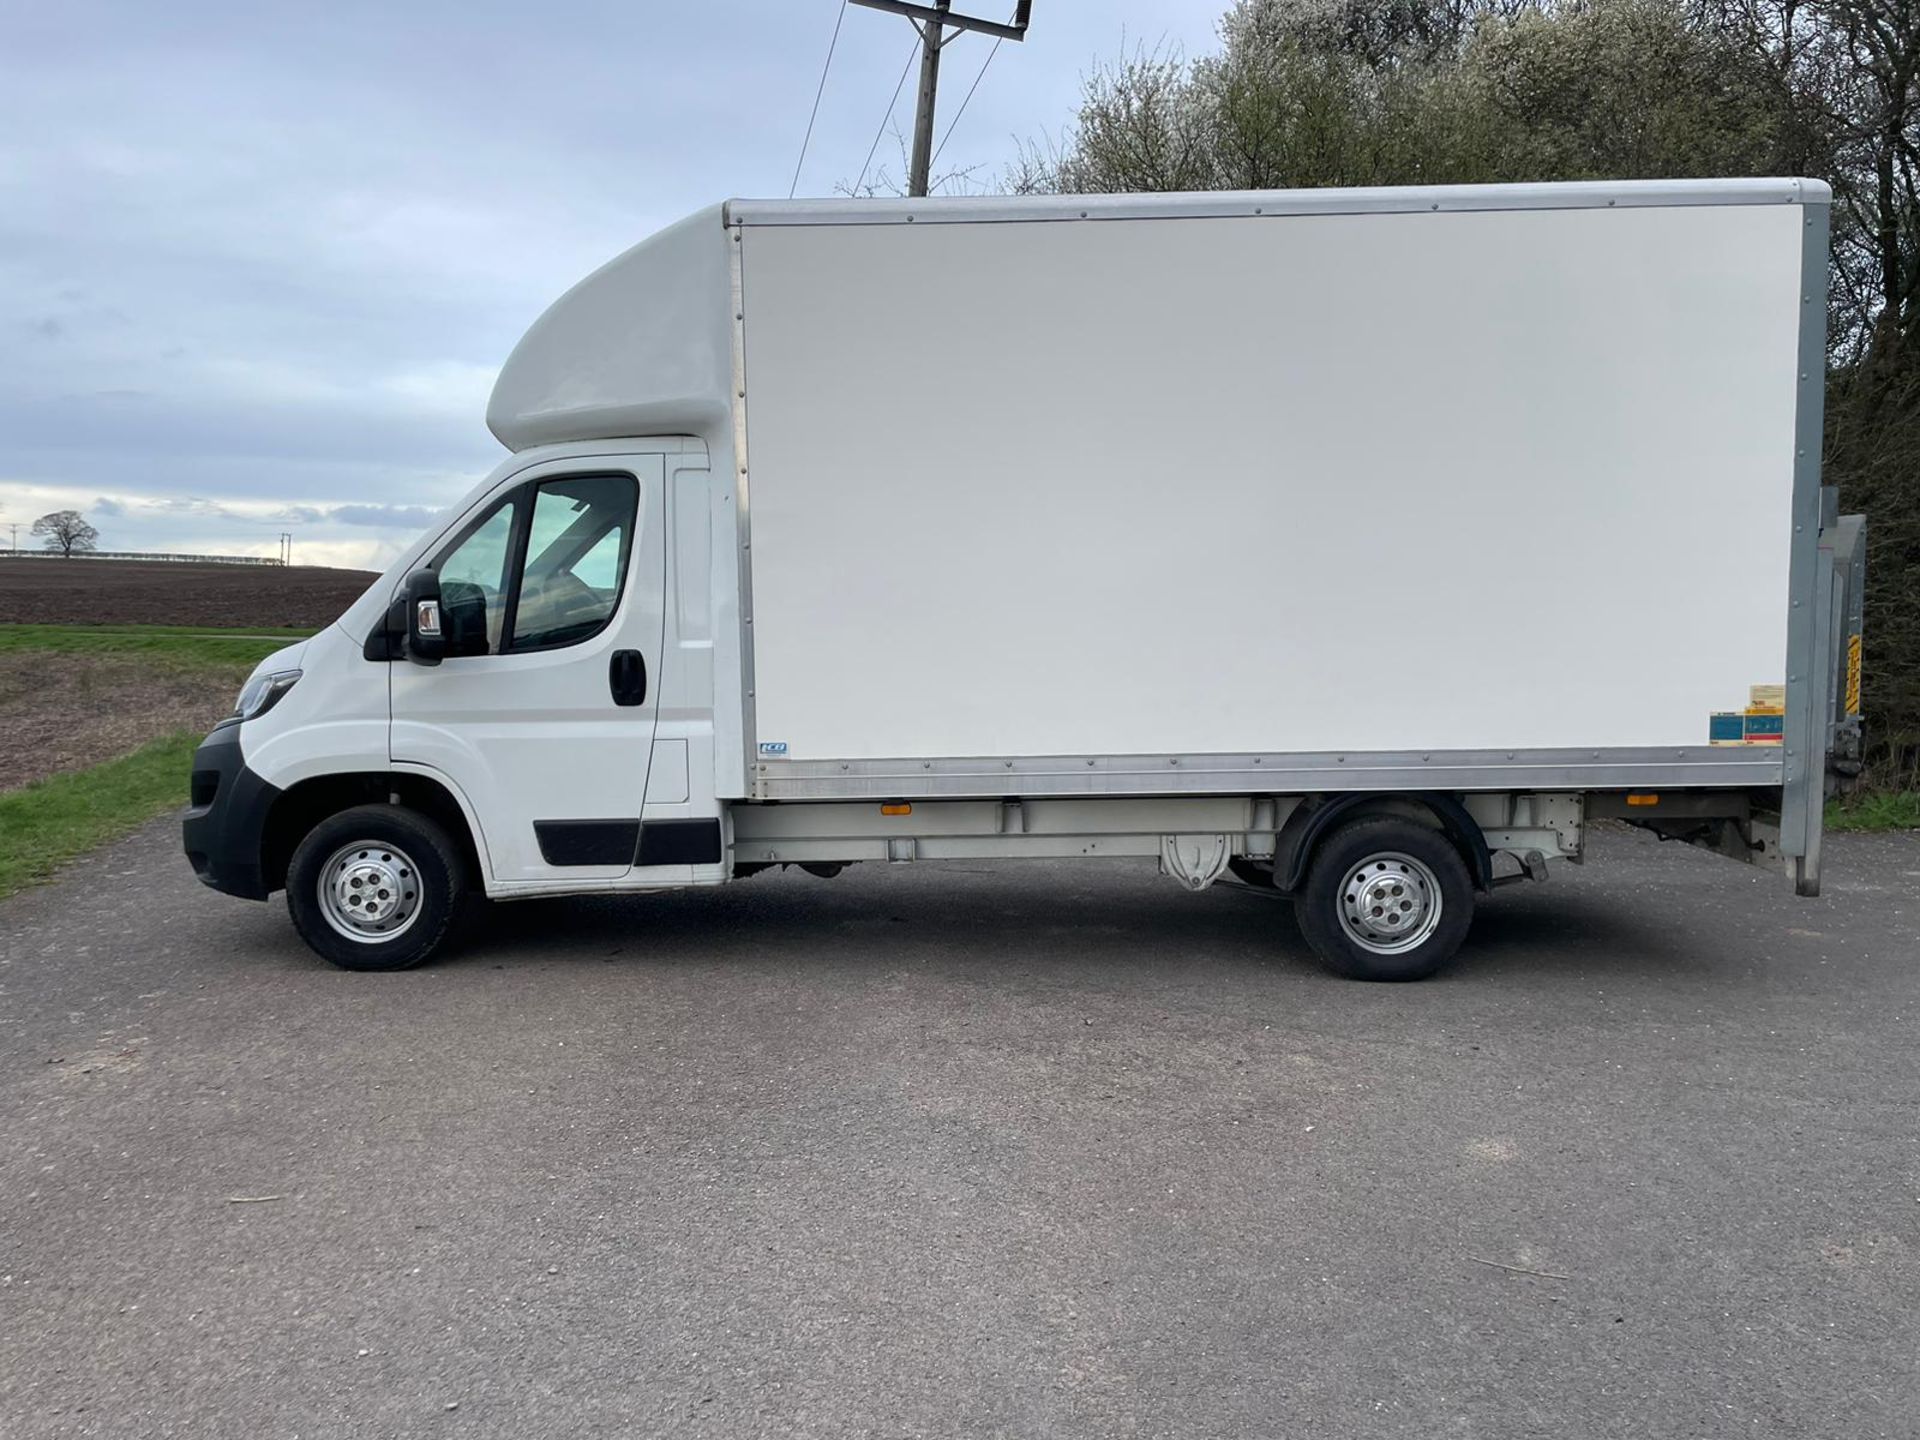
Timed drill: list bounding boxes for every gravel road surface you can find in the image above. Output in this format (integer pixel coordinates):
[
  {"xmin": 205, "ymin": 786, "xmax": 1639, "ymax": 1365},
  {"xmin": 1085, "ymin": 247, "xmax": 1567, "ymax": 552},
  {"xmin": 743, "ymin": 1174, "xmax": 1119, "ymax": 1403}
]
[{"xmin": 2, "ymin": 820, "xmax": 1915, "ymax": 1438}]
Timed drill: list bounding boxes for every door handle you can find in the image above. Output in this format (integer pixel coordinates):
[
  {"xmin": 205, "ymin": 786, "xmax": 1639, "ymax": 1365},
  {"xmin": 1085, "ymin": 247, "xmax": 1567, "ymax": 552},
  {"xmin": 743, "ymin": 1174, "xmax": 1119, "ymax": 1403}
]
[{"xmin": 609, "ymin": 650, "xmax": 647, "ymax": 707}]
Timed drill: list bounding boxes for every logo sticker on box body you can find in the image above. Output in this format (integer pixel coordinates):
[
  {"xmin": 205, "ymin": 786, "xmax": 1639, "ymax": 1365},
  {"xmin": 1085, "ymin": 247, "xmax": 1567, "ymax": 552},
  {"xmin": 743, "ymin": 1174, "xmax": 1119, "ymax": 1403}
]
[{"xmin": 1710, "ymin": 682, "xmax": 1787, "ymax": 745}]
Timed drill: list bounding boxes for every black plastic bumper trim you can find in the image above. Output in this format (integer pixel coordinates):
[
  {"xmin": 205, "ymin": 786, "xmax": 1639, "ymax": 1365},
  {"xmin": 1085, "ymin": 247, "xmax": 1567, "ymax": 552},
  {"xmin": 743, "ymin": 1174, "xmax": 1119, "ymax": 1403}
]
[{"xmin": 181, "ymin": 723, "xmax": 280, "ymax": 901}]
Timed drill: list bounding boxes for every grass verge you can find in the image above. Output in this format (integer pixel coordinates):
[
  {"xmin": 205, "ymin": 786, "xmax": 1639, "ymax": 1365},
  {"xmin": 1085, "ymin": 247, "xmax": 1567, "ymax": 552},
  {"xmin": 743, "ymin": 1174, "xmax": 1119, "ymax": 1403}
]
[
  {"xmin": 0, "ymin": 731, "xmax": 199, "ymax": 898},
  {"xmin": 1826, "ymin": 790, "xmax": 1920, "ymax": 833},
  {"xmin": 0, "ymin": 623, "xmax": 311, "ymax": 669}
]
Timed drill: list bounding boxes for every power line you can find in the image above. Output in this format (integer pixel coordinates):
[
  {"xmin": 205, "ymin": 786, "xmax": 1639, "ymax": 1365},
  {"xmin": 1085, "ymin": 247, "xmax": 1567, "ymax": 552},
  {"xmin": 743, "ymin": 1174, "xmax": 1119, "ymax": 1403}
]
[
  {"xmin": 854, "ymin": 35, "xmax": 922, "ymax": 196},
  {"xmin": 789, "ymin": 0, "xmax": 850, "ymax": 199},
  {"xmin": 931, "ymin": 33, "xmax": 1002, "ymax": 168}
]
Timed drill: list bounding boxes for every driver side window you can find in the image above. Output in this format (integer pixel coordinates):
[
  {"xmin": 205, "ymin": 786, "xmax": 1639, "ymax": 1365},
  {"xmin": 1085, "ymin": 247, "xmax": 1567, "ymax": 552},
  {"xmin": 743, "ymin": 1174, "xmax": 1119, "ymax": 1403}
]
[
  {"xmin": 510, "ymin": 475, "xmax": 637, "ymax": 651},
  {"xmin": 430, "ymin": 472, "xmax": 638, "ymax": 657},
  {"xmin": 436, "ymin": 497, "xmax": 517, "ymax": 655}
]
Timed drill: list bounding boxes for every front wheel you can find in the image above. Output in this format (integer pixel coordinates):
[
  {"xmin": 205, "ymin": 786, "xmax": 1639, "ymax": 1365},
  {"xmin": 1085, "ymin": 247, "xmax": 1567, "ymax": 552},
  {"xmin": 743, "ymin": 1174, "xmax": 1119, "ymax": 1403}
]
[
  {"xmin": 1294, "ymin": 817, "xmax": 1475, "ymax": 982},
  {"xmin": 286, "ymin": 805, "xmax": 468, "ymax": 971}
]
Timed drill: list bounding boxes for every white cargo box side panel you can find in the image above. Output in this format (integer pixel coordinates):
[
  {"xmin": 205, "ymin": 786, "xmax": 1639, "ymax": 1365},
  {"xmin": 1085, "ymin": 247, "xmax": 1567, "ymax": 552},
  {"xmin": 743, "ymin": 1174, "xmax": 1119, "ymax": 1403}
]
[{"xmin": 739, "ymin": 200, "xmax": 1804, "ymax": 762}]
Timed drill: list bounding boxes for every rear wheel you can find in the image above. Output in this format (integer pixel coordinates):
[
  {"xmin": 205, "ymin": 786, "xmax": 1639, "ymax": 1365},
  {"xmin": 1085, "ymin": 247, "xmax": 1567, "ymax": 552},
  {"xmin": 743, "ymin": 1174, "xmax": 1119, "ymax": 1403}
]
[
  {"xmin": 1294, "ymin": 817, "xmax": 1474, "ymax": 981},
  {"xmin": 286, "ymin": 805, "xmax": 467, "ymax": 971}
]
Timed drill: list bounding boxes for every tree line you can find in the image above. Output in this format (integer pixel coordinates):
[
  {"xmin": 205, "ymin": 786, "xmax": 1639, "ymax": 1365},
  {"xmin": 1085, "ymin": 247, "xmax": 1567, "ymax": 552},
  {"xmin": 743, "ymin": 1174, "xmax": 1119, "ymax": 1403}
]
[{"xmin": 1011, "ymin": 0, "xmax": 1918, "ymax": 783}]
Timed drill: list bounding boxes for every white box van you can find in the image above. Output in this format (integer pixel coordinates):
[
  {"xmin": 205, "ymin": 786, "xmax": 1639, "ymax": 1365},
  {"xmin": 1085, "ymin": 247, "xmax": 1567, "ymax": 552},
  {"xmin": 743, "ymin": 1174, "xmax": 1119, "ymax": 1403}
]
[{"xmin": 183, "ymin": 179, "xmax": 1866, "ymax": 980}]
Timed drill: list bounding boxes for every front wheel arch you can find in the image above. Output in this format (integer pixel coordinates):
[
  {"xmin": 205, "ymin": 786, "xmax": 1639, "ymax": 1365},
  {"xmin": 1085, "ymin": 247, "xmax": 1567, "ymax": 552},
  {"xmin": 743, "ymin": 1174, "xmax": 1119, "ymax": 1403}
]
[
  {"xmin": 285, "ymin": 804, "xmax": 470, "ymax": 970},
  {"xmin": 261, "ymin": 772, "xmax": 484, "ymax": 895}
]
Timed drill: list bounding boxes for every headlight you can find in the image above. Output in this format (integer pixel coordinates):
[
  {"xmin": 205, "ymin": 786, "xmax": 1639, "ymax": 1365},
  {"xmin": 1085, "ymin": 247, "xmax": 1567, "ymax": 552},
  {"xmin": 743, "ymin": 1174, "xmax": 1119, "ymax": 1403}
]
[{"xmin": 233, "ymin": 669, "xmax": 302, "ymax": 723}]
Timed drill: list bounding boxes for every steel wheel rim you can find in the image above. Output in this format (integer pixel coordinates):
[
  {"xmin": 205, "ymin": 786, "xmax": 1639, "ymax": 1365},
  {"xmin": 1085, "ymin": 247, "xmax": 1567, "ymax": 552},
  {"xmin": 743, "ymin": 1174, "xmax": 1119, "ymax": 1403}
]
[
  {"xmin": 1337, "ymin": 851, "xmax": 1442, "ymax": 955},
  {"xmin": 317, "ymin": 840, "xmax": 424, "ymax": 944}
]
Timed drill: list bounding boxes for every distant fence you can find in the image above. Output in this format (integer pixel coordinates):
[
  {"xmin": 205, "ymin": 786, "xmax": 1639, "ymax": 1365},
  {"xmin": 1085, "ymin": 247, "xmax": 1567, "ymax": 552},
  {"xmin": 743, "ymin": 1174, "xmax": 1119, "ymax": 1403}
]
[{"xmin": 0, "ymin": 550, "xmax": 286, "ymax": 567}]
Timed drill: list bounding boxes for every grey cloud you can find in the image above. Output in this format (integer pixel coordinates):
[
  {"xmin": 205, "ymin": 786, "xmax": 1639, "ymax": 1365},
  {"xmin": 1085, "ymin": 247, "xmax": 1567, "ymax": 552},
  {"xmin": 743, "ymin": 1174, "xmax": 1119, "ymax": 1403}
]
[
  {"xmin": 144, "ymin": 495, "xmax": 232, "ymax": 516},
  {"xmin": 92, "ymin": 495, "xmax": 125, "ymax": 516},
  {"xmin": 330, "ymin": 503, "xmax": 438, "ymax": 529}
]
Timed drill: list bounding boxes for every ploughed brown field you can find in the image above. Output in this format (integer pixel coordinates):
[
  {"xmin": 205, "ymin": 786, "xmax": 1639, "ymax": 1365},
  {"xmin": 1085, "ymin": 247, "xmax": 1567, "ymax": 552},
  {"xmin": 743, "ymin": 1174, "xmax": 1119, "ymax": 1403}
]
[
  {"xmin": 0, "ymin": 653, "xmax": 246, "ymax": 790},
  {"xmin": 0, "ymin": 558, "xmax": 379, "ymax": 628}
]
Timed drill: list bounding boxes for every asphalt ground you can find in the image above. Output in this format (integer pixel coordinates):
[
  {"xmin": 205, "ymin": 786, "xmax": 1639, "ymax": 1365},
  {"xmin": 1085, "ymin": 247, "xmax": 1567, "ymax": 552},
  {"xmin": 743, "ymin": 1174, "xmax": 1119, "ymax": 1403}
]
[{"xmin": 2, "ymin": 819, "xmax": 1916, "ymax": 1438}]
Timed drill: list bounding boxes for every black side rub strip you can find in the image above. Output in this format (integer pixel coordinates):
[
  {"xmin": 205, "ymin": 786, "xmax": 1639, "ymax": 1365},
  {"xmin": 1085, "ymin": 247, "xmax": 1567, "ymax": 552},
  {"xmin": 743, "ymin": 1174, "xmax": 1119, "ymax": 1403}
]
[
  {"xmin": 636, "ymin": 819, "xmax": 723, "ymax": 866},
  {"xmin": 534, "ymin": 820, "xmax": 641, "ymax": 867},
  {"xmin": 532, "ymin": 818, "xmax": 725, "ymax": 867}
]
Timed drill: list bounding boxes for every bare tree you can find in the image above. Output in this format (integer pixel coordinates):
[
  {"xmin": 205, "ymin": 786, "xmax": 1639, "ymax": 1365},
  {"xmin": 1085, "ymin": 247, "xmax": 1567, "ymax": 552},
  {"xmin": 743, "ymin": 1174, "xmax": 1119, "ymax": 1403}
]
[
  {"xmin": 1824, "ymin": 0, "xmax": 1920, "ymax": 369},
  {"xmin": 32, "ymin": 510, "xmax": 99, "ymax": 559}
]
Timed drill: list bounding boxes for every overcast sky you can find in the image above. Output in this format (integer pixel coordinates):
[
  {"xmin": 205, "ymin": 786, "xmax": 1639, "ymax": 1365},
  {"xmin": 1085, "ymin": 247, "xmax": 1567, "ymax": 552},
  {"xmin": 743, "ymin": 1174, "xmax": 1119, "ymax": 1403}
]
[{"xmin": 0, "ymin": 0, "xmax": 1226, "ymax": 571}]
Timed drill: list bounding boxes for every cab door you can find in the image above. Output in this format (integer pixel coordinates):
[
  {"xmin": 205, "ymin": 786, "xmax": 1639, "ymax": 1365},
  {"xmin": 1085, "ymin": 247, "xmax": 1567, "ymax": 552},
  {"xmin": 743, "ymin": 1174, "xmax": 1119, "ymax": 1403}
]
[{"xmin": 391, "ymin": 453, "xmax": 666, "ymax": 884}]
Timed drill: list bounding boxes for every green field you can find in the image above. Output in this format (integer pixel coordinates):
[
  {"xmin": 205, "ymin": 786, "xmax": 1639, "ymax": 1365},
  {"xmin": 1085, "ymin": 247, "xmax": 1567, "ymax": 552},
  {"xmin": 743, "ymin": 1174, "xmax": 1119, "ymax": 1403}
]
[
  {"xmin": 0, "ymin": 624, "xmax": 318, "ymax": 898},
  {"xmin": 0, "ymin": 622, "xmax": 312, "ymax": 668},
  {"xmin": 0, "ymin": 731, "xmax": 204, "ymax": 897}
]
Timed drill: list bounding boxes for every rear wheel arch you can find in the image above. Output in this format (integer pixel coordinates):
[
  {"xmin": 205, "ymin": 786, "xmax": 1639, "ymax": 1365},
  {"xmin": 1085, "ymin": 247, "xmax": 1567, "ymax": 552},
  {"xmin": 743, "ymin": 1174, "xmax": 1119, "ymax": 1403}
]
[
  {"xmin": 262, "ymin": 771, "xmax": 484, "ymax": 894},
  {"xmin": 1273, "ymin": 792, "xmax": 1493, "ymax": 895}
]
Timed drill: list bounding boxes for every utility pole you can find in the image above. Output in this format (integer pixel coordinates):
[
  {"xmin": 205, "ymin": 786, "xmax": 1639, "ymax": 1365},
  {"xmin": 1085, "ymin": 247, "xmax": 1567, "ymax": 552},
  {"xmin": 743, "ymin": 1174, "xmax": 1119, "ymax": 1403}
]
[
  {"xmin": 849, "ymin": 1, "xmax": 1032, "ymax": 197},
  {"xmin": 905, "ymin": 0, "xmax": 948, "ymax": 198}
]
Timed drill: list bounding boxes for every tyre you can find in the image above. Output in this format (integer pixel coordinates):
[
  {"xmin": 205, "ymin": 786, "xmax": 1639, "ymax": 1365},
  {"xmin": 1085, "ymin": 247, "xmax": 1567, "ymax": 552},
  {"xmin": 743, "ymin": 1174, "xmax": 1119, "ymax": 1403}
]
[
  {"xmin": 1293, "ymin": 816, "xmax": 1474, "ymax": 982},
  {"xmin": 286, "ymin": 805, "xmax": 468, "ymax": 971}
]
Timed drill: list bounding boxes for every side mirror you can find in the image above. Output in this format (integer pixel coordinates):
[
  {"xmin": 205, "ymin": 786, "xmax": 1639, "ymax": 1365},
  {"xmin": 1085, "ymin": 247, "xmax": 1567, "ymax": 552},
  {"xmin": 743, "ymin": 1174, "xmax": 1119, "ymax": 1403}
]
[
  {"xmin": 403, "ymin": 568, "xmax": 445, "ymax": 665},
  {"xmin": 440, "ymin": 579, "xmax": 490, "ymax": 656}
]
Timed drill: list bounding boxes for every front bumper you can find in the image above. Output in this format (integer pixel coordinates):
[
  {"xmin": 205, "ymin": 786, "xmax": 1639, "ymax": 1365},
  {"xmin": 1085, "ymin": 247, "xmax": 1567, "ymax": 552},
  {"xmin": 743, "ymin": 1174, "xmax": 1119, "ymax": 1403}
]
[{"xmin": 182, "ymin": 723, "xmax": 281, "ymax": 900}]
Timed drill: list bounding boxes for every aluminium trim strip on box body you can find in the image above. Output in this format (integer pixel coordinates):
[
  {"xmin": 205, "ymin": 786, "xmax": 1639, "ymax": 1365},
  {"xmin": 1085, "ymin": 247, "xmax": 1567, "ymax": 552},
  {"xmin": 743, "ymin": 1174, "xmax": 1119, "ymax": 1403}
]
[
  {"xmin": 727, "ymin": 223, "xmax": 761, "ymax": 795},
  {"xmin": 724, "ymin": 179, "xmax": 1825, "ymax": 229},
  {"xmin": 1779, "ymin": 195, "xmax": 1834, "ymax": 894},
  {"xmin": 1800, "ymin": 537, "xmax": 1839, "ymax": 891},
  {"xmin": 750, "ymin": 747, "xmax": 1784, "ymax": 802}
]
